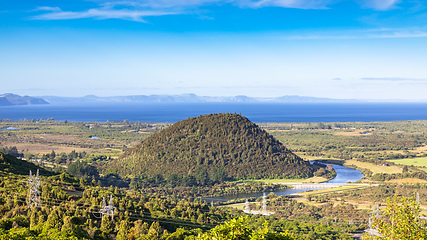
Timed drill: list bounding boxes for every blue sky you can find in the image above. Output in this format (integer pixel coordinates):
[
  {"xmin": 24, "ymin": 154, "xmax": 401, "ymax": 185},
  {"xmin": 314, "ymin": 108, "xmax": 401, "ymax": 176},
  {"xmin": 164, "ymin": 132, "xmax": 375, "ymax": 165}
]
[{"xmin": 1, "ymin": 0, "xmax": 427, "ymax": 100}]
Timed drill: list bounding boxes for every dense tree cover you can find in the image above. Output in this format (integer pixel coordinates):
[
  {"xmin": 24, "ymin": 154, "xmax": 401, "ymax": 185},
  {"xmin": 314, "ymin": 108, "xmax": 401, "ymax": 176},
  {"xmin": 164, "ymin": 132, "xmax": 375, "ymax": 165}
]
[
  {"xmin": 370, "ymin": 171, "xmax": 427, "ymax": 182},
  {"xmin": 319, "ymin": 183, "xmax": 427, "ymax": 206},
  {"xmin": 109, "ymin": 113, "xmax": 318, "ymax": 182},
  {"xmin": 262, "ymin": 121, "xmax": 427, "ymax": 162},
  {"xmin": 198, "ymin": 216, "xmax": 294, "ymax": 240},
  {"xmin": 67, "ymin": 160, "xmax": 99, "ymax": 179},
  {"xmin": 3, "ymin": 119, "xmax": 427, "ymax": 169},
  {"xmin": 36, "ymin": 149, "xmax": 88, "ymax": 164},
  {"xmin": 0, "ymin": 153, "xmax": 362, "ymax": 240},
  {"xmin": 364, "ymin": 195, "xmax": 427, "ymax": 240},
  {"xmin": 265, "ymin": 195, "xmax": 367, "ymax": 239},
  {"xmin": 3, "ymin": 119, "xmax": 427, "ymax": 185},
  {"xmin": 135, "ymin": 181, "xmax": 287, "ymax": 199},
  {"xmin": 0, "ymin": 171, "xmax": 361, "ymax": 240},
  {"xmin": 0, "ymin": 146, "xmax": 22, "ymax": 158},
  {"xmin": 3, "ymin": 117, "xmax": 427, "ymax": 239},
  {"xmin": 0, "ymin": 152, "xmax": 52, "ymax": 176},
  {"xmin": 0, "ymin": 173, "xmax": 222, "ymax": 239}
]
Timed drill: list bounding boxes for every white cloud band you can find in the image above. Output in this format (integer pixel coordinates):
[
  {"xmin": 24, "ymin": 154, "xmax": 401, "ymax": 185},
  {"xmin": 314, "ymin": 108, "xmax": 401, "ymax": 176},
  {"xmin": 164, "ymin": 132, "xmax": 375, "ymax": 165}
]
[
  {"xmin": 32, "ymin": 8, "xmax": 177, "ymax": 22},
  {"xmin": 31, "ymin": 0, "xmax": 404, "ymax": 22}
]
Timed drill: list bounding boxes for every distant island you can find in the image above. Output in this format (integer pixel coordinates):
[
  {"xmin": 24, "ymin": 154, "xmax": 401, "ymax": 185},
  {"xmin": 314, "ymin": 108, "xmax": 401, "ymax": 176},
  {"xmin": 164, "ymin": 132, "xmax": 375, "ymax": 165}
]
[
  {"xmin": 0, "ymin": 93, "xmax": 49, "ymax": 106},
  {"xmin": 40, "ymin": 93, "xmax": 360, "ymax": 104}
]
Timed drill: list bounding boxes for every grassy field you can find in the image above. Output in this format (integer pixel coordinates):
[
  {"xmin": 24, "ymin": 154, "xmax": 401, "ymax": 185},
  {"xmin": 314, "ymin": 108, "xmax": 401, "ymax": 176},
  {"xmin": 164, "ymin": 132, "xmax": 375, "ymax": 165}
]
[
  {"xmin": 345, "ymin": 160, "xmax": 402, "ymax": 174},
  {"xmin": 219, "ymin": 203, "xmax": 243, "ymax": 209},
  {"xmin": 300, "ymin": 185, "xmax": 371, "ymax": 196},
  {"xmin": 0, "ymin": 120, "xmax": 157, "ymax": 156},
  {"xmin": 387, "ymin": 157, "xmax": 427, "ymax": 168},
  {"xmin": 253, "ymin": 176, "xmax": 328, "ymax": 184},
  {"xmin": 0, "ymin": 142, "xmax": 116, "ymax": 155},
  {"xmin": 386, "ymin": 178, "xmax": 427, "ymax": 184}
]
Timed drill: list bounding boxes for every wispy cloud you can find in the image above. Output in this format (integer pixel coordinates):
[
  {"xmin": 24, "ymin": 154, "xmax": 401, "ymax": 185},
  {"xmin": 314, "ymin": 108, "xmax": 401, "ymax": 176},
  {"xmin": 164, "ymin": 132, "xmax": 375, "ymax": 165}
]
[
  {"xmin": 98, "ymin": 0, "xmax": 221, "ymax": 9},
  {"xmin": 29, "ymin": 0, "xmax": 406, "ymax": 22},
  {"xmin": 99, "ymin": 0, "xmax": 398, "ymax": 10},
  {"xmin": 31, "ymin": 8, "xmax": 177, "ymax": 22},
  {"xmin": 362, "ymin": 77, "xmax": 427, "ymax": 81},
  {"xmin": 32, "ymin": 6, "xmax": 62, "ymax": 12},
  {"xmin": 284, "ymin": 28, "xmax": 427, "ymax": 40},
  {"xmin": 235, "ymin": 0, "xmax": 334, "ymax": 9},
  {"xmin": 357, "ymin": 0, "xmax": 400, "ymax": 11}
]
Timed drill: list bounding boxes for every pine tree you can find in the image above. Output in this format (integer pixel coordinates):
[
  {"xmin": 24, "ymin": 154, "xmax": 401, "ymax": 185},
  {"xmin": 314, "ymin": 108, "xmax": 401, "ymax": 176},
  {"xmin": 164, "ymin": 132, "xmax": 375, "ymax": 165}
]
[
  {"xmin": 61, "ymin": 216, "xmax": 75, "ymax": 233},
  {"xmin": 116, "ymin": 219, "xmax": 130, "ymax": 240},
  {"xmin": 100, "ymin": 215, "xmax": 114, "ymax": 235},
  {"xmin": 29, "ymin": 209, "xmax": 38, "ymax": 229},
  {"xmin": 366, "ymin": 195, "xmax": 427, "ymax": 240},
  {"xmin": 147, "ymin": 221, "xmax": 163, "ymax": 239},
  {"xmin": 46, "ymin": 208, "xmax": 62, "ymax": 229}
]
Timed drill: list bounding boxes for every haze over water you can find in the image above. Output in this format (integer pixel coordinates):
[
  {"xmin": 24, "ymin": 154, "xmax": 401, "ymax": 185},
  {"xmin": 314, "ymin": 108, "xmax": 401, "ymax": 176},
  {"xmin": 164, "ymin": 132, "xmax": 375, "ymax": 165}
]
[{"xmin": 2, "ymin": 102, "xmax": 427, "ymax": 123}]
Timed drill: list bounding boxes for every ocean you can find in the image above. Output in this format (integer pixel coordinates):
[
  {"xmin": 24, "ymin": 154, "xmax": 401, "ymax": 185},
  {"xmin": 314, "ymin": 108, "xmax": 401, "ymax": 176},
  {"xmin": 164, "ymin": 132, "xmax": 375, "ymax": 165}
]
[{"xmin": 2, "ymin": 102, "xmax": 427, "ymax": 123}]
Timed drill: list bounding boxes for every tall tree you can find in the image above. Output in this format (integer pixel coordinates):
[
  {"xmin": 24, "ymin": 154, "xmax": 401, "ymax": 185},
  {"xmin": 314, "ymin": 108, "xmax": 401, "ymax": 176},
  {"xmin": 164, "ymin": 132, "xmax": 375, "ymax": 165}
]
[{"xmin": 366, "ymin": 195, "xmax": 427, "ymax": 240}]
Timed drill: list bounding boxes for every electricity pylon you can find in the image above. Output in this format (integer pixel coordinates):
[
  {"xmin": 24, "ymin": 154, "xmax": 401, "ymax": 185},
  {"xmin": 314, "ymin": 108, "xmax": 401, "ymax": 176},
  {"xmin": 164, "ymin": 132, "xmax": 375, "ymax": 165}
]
[
  {"xmin": 27, "ymin": 169, "xmax": 41, "ymax": 209},
  {"xmin": 100, "ymin": 194, "xmax": 116, "ymax": 222}
]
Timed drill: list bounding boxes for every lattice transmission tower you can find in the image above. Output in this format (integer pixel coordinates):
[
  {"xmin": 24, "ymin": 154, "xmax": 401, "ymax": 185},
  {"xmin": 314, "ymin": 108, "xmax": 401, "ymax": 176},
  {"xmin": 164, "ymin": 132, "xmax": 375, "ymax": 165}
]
[
  {"xmin": 27, "ymin": 169, "xmax": 41, "ymax": 209},
  {"xmin": 100, "ymin": 194, "xmax": 116, "ymax": 222},
  {"xmin": 262, "ymin": 193, "xmax": 267, "ymax": 213}
]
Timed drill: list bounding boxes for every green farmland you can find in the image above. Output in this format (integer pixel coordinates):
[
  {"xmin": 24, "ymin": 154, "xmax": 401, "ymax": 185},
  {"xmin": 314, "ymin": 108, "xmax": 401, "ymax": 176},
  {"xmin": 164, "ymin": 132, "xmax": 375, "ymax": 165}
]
[{"xmin": 387, "ymin": 157, "xmax": 427, "ymax": 168}]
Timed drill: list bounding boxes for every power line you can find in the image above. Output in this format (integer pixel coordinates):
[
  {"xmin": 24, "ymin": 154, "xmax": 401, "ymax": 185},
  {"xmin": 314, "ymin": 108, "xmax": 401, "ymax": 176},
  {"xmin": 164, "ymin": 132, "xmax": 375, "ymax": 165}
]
[
  {"xmin": 4, "ymin": 196, "xmax": 220, "ymax": 229},
  {"xmin": 0, "ymin": 190, "xmax": 222, "ymax": 228}
]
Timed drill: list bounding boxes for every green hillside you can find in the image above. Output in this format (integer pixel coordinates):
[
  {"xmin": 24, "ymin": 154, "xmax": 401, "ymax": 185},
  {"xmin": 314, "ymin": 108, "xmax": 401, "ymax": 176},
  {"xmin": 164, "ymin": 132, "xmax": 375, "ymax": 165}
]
[
  {"xmin": 0, "ymin": 152, "xmax": 52, "ymax": 176},
  {"xmin": 108, "ymin": 113, "xmax": 317, "ymax": 181}
]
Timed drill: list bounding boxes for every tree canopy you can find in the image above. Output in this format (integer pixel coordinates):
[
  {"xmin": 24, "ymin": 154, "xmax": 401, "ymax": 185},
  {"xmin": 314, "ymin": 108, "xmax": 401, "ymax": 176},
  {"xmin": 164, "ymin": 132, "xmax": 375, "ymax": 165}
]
[{"xmin": 109, "ymin": 113, "xmax": 317, "ymax": 183}]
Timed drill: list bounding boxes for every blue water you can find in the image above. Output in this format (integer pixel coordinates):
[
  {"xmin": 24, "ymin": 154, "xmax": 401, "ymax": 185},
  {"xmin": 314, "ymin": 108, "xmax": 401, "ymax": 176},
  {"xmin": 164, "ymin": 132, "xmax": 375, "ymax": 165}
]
[
  {"xmin": 0, "ymin": 127, "xmax": 19, "ymax": 131},
  {"xmin": 204, "ymin": 163, "xmax": 364, "ymax": 201},
  {"xmin": 2, "ymin": 102, "xmax": 427, "ymax": 123},
  {"xmin": 326, "ymin": 164, "xmax": 364, "ymax": 184}
]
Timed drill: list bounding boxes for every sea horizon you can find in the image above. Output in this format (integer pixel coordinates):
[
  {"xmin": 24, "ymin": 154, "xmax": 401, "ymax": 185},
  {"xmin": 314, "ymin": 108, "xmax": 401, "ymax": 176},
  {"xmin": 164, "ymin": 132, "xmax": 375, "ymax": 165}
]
[{"xmin": 2, "ymin": 102, "xmax": 427, "ymax": 123}]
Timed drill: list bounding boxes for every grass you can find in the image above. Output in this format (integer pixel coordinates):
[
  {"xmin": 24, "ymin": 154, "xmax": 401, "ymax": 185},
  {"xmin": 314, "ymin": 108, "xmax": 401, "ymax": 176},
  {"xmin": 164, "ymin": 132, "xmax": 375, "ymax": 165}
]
[
  {"xmin": 221, "ymin": 203, "xmax": 248, "ymax": 209},
  {"xmin": 222, "ymin": 202, "xmax": 263, "ymax": 210},
  {"xmin": 386, "ymin": 157, "xmax": 427, "ymax": 168},
  {"xmin": 346, "ymin": 159, "xmax": 402, "ymax": 174},
  {"xmin": 253, "ymin": 176, "xmax": 328, "ymax": 184},
  {"xmin": 1, "ymin": 142, "xmax": 97, "ymax": 154},
  {"xmin": 300, "ymin": 185, "xmax": 371, "ymax": 196},
  {"xmin": 386, "ymin": 178, "xmax": 427, "ymax": 184}
]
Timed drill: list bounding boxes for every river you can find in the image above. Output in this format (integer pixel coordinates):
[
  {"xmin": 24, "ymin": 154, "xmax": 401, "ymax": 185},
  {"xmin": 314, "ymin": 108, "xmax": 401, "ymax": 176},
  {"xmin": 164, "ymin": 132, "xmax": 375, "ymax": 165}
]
[{"xmin": 204, "ymin": 163, "xmax": 364, "ymax": 202}]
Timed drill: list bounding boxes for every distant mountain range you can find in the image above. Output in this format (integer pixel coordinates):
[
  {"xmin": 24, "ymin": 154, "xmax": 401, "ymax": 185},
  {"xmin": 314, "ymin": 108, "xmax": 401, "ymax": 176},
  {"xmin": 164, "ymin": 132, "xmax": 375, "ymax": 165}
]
[
  {"xmin": 40, "ymin": 93, "xmax": 359, "ymax": 104},
  {"xmin": 0, "ymin": 93, "xmax": 49, "ymax": 106},
  {"xmin": 5, "ymin": 93, "xmax": 427, "ymax": 105}
]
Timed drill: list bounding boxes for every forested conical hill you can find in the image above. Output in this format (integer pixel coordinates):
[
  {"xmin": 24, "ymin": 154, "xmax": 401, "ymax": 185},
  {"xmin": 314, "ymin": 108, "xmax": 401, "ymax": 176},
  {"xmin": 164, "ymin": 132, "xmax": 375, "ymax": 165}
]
[{"xmin": 110, "ymin": 113, "xmax": 316, "ymax": 180}]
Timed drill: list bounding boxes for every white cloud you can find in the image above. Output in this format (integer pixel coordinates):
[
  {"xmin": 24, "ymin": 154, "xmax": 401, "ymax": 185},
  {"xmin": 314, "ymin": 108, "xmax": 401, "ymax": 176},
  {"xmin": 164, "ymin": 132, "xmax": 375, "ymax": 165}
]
[
  {"xmin": 283, "ymin": 28, "xmax": 427, "ymax": 40},
  {"xmin": 370, "ymin": 31, "xmax": 427, "ymax": 38},
  {"xmin": 31, "ymin": 8, "xmax": 177, "ymax": 22},
  {"xmin": 361, "ymin": 77, "xmax": 427, "ymax": 81},
  {"xmin": 29, "ymin": 0, "xmax": 405, "ymax": 22},
  {"xmin": 87, "ymin": 0, "xmax": 402, "ymax": 10},
  {"xmin": 237, "ymin": 0, "xmax": 333, "ymax": 9},
  {"xmin": 101, "ymin": 0, "xmax": 334, "ymax": 10},
  {"xmin": 357, "ymin": 0, "xmax": 400, "ymax": 10},
  {"xmin": 33, "ymin": 6, "xmax": 62, "ymax": 12},
  {"xmin": 96, "ymin": 0, "xmax": 216, "ymax": 10}
]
